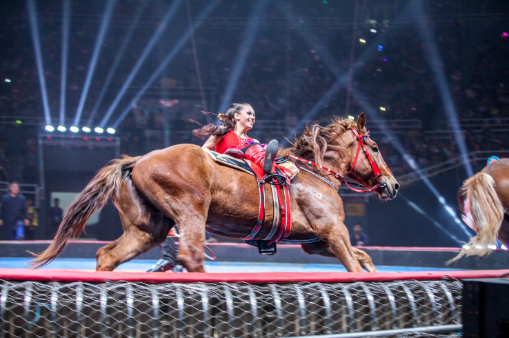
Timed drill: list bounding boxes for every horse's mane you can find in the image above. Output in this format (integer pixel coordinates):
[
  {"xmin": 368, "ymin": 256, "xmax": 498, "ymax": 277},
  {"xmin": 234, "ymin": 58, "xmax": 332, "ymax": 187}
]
[{"xmin": 283, "ymin": 117, "xmax": 365, "ymax": 166}]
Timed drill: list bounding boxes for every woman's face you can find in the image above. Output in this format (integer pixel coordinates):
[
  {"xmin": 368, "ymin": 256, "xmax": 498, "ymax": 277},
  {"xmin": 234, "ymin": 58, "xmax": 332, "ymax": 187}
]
[{"xmin": 234, "ymin": 105, "xmax": 256, "ymax": 131}]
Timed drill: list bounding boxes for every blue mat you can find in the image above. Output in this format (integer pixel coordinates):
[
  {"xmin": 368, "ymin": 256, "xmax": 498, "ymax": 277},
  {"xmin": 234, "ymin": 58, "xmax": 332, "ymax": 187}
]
[{"xmin": 0, "ymin": 257, "xmax": 459, "ymax": 272}]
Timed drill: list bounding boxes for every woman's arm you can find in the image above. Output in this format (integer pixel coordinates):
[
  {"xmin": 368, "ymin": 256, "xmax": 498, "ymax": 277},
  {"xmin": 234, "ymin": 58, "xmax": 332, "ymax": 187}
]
[{"xmin": 202, "ymin": 135, "xmax": 223, "ymax": 150}]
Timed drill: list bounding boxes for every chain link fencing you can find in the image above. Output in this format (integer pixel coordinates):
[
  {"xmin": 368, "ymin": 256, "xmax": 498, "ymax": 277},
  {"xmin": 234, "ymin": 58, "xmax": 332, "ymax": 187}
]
[{"xmin": 0, "ymin": 279, "xmax": 462, "ymax": 337}]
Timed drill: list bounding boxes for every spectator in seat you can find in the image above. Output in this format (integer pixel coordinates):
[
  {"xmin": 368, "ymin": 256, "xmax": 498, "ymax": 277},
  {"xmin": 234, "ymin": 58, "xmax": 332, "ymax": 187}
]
[
  {"xmin": 25, "ymin": 199, "xmax": 38, "ymax": 240},
  {"xmin": 350, "ymin": 222, "xmax": 369, "ymax": 246},
  {"xmin": 48, "ymin": 198, "xmax": 63, "ymax": 238}
]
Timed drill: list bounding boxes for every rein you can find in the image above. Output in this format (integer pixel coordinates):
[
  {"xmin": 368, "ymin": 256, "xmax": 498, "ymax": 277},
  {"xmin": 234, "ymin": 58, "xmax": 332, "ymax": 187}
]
[{"xmin": 290, "ymin": 128, "xmax": 386, "ymax": 194}]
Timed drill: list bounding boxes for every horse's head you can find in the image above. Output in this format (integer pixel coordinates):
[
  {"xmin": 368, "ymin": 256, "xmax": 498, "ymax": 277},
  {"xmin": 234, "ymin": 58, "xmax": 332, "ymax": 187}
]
[
  {"xmin": 291, "ymin": 113, "xmax": 399, "ymax": 200},
  {"xmin": 343, "ymin": 113, "xmax": 399, "ymax": 200}
]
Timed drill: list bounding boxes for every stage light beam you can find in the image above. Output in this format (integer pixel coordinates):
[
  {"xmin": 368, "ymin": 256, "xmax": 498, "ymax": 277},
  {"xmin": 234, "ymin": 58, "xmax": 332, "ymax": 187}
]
[
  {"xmin": 99, "ymin": 0, "xmax": 184, "ymax": 128},
  {"xmin": 110, "ymin": 0, "xmax": 220, "ymax": 129},
  {"xmin": 87, "ymin": 1, "xmax": 146, "ymax": 126},
  {"xmin": 73, "ymin": 0, "xmax": 117, "ymax": 126},
  {"xmin": 218, "ymin": 0, "xmax": 270, "ymax": 114},
  {"xmin": 59, "ymin": 0, "xmax": 71, "ymax": 126},
  {"xmin": 415, "ymin": 0, "xmax": 473, "ymax": 177},
  {"xmin": 351, "ymin": 88, "xmax": 472, "ymax": 238},
  {"xmin": 27, "ymin": 0, "xmax": 52, "ymax": 126}
]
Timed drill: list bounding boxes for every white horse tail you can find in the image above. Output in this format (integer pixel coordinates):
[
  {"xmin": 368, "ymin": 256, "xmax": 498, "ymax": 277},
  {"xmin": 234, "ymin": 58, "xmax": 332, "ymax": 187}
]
[{"xmin": 448, "ymin": 172, "xmax": 504, "ymax": 264}]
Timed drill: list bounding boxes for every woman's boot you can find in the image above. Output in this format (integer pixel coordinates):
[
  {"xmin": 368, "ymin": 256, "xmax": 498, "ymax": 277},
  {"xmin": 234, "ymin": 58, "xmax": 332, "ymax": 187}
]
[{"xmin": 245, "ymin": 139, "xmax": 279, "ymax": 174}]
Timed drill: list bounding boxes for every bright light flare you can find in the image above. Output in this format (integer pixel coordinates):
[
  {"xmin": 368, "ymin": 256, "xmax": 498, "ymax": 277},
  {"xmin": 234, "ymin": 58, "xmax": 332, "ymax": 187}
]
[
  {"xmin": 415, "ymin": 1, "xmax": 473, "ymax": 177},
  {"xmin": 99, "ymin": 0, "xmax": 184, "ymax": 128},
  {"xmin": 217, "ymin": 0, "xmax": 270, "ymax": 115},
  {"xmin": 359, "ymin": 38, "xmax": 366, "ymax": 43},
  {"xmin": 380, "ymin": 107, "xmax": 386, "ymax": 111},
  {"xmin": 45, "ymin": 125, "xmax": 55, "ymax": 132},
  {"xmin": 347, "ymin": 115, "xmax": 355, "ymax": 120},
  {"xmin": 73, "ymin": 0, "xmax": 117, "ymax": 126},
  {"xmin": 94, "ymin": 127, "xmax": 104, "ymax": 134},
  {"xmin": 5, "ymin": 79, "xmax": 11, "ymax": 83},
  {"xmin": 87, "ymin": 2, "xmax": 145, "ymax": 126},
  {"xmin": 59, "ymin": 0, "xmax": 71, "ymax": 126},
  {"xmin": 370, "ymin": 29, "xmax": 377, "ymax": 33},
  {"xmin": 27, "ymin": 0, "xmax": 52, "ymax": 125},
  {"xmin": 111, "ymin": 0, "xmax": 221, "ymax": 129},
  {"xmin": 106, "ymin": 128, "xmax": 116, "ymax": 134},
  {"xmin": 70, "ymin": 126, "xmax": 79, "ymax": 133},
  {"xmin": 82, "ymin": 126, "xmax": 91, "ymax": 133},
  {"xmin": 57, "ymin": 125, "xmax": 67, "ymax": 132}
]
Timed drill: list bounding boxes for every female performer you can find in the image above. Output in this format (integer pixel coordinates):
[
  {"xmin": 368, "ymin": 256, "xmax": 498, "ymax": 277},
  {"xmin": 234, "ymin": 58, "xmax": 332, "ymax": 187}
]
[
  {"xmin": 197, "ymin": 103, "xmax": 279, "ymax": 174},
  {"xmin": 147, "ymin": 103, "xmax": 278, "ymax": 273}
]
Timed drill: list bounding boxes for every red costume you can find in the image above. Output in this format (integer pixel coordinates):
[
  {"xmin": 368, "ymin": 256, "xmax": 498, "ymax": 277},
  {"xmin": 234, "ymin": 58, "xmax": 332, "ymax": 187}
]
[
  {"xmin": 214, "ymin": 130, "xmax": 270, "ymax": 172},
  {"xmin": 214, "ymin": 130, "xmax": 253, "ymax": 154}
]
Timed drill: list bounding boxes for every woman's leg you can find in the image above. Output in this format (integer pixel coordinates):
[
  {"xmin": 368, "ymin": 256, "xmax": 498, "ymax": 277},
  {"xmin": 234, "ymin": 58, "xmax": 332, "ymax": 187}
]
[{"xmin": 244, "ymin": 139, "xmax": 279, "ymax": 174}]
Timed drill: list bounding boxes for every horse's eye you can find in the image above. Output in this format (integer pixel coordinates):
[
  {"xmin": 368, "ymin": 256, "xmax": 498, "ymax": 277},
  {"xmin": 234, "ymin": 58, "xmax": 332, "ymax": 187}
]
[{"xmin": 372, "ymin": 147, "xmax": 379, "ymax": 153}]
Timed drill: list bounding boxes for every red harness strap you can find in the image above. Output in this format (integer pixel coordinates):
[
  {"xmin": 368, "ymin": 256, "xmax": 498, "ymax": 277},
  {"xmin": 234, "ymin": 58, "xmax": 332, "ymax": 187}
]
[{"xmin": 266, "ymin": 178, "xmax": 292, "ymax": 245}]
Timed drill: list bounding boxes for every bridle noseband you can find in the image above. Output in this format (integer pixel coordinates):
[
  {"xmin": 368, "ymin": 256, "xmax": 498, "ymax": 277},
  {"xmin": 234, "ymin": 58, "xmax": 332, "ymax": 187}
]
[{"xmin": 291, "ymin": 128, "xmax": 386, "ymax": 193}]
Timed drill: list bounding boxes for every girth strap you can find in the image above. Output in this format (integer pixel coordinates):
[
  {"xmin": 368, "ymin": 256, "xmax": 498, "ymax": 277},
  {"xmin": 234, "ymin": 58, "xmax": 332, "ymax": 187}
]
[{"xmin": 243, "ymin": 180, "xmax": 266, "ymax": 240}]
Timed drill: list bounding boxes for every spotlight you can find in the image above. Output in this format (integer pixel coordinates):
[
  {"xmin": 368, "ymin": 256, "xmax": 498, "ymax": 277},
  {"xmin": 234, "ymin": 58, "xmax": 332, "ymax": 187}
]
[
  {"xmin": 45, "ymin": 125, "xmax": 55, "ymax": 132},
  {"xmin": 82, "ymin": 126, "xmax": 91, "ymax": 133},
  {"xmin": 106, "ymin": 127, "xmax": 116, "ymax": 134},
  {"xmin": 370, "ymin": 29, "xmax": 377, "ymax": 33},
  {"xmin": 347, "ymin": 115, "xmax": 355, "ymax": 120},
  {"xmin": 57, "ymin": 125, "xmax": 66, "ymax": 132},
  {"xmin": 359, "ymin": 39, "xmax": 366, "ymax": 43},
  {"xmin": 15, "ymin": 120, "xmax": 22, "ymax": 124},
  {"xmin": 378, "ymin": 45, "xmax": 383, "ymax": 51},
  {"xmin": 5, "ymin": 79, "xmax": 11, "ymax": 83},
  {"xmin": 380, "ymin": 107, "xmax": 386, "ymax": 111},
  {"xmin": 70, "ymin": 126, "xmax": 79, "ymax": 133},
  {"xmin": 95, "ymin": 127, "xmax": 104, "ymax": 134}
]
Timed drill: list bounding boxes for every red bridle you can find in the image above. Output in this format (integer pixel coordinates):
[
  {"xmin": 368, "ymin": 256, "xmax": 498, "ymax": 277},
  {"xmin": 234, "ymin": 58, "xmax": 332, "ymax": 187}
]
[{"xmin": 290, "ymin": 128, "xmax": 386, "ymax": 193}]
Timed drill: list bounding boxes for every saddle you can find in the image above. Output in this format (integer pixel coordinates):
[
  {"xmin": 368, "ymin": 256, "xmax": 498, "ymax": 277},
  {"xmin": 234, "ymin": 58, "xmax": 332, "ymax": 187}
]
[{"xmin": 205, "ymin": 149, "xmax": 302, "ymax": 255}]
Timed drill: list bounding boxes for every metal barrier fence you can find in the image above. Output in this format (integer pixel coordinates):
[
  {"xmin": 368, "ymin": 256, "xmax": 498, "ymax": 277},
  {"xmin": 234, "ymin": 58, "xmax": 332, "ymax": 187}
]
[{"xmin": 0, "ymin": 279, "xmax": 462, "ymax": 337}]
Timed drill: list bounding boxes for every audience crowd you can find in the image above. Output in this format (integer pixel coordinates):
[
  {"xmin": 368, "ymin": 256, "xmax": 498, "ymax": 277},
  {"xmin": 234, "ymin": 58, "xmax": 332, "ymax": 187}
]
[{"xmin": 0, "ymin": 0, "xmax": 508, "ymax": 183}]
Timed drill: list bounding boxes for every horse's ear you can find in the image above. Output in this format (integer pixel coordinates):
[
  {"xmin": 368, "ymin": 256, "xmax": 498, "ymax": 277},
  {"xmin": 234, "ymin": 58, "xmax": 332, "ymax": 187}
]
[{"xmin": 357, "ymin": 112, "xmax": 366, "ymax": 130}]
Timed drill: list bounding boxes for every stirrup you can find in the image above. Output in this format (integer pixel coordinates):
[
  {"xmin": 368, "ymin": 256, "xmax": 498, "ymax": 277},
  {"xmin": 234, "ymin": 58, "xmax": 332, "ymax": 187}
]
[{"xmin": 263, "ymin": 139, "xmax": 279, "ymax": 174}]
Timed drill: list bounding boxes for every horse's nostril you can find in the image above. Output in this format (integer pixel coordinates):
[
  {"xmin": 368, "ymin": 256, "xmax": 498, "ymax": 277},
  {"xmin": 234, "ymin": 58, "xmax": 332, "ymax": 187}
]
[{"xmin": 394, "ymin": 183, "xmax": 400, "ymax": 191}]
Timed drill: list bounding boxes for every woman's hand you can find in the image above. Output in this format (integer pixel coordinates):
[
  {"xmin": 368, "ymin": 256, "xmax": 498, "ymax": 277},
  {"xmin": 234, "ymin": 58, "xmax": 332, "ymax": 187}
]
[{"xmin": 202, "ymin": 135, "xmax": 223, "ymax": 150}]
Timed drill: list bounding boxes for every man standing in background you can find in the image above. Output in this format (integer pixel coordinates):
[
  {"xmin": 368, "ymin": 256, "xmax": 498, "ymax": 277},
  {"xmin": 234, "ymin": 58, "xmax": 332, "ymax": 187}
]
[{"xmin": 0, "ymin": 182, "xmax": 29, "ymax": 240}]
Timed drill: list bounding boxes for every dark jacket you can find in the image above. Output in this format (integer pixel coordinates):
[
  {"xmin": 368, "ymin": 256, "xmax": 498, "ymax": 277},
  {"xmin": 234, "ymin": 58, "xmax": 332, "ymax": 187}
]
[
  {"xmin": 0, "ymin": 194, "xmax": 28, "ymax": 228},
  {"xmin": 350, "ymin": 232, "xmax": 369, "ymax": 246}
]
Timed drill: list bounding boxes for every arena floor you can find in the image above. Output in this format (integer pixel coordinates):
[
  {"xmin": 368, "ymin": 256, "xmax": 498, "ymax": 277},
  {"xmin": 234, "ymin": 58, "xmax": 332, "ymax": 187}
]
[{"xmin": 0, "ymin": 257, "xmax": 461, "ymax": 272}]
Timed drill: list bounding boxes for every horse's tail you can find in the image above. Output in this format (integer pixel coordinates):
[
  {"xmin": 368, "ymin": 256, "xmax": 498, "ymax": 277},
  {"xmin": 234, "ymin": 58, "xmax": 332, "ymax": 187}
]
[
  {"xmin": 30, "ymin": 155, "xmax": 141, "ymax": 269},
  {"xmin": 448, "ymin": 172, "xmax": 504, "ymax": 264}
]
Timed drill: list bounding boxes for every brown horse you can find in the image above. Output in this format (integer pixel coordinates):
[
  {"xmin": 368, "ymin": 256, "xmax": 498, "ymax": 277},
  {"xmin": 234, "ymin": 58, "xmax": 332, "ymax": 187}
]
[
  {"xmin": 32, "ymin": 113, "xmax": 399, "ymax": 272},
  {"xmin": 451, "ymin": 159, "xmax": 509, "ymax": 262}
]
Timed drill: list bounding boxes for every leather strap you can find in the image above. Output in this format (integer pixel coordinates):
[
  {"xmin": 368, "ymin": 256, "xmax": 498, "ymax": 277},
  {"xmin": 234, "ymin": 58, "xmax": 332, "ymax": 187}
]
[
  {"xmin": 263, "ymin": 184, "xmax": 280, "ymax": 240},
  {"xmin": 244, "ymin": 181, "xmax": 265, "ymax": 240}
]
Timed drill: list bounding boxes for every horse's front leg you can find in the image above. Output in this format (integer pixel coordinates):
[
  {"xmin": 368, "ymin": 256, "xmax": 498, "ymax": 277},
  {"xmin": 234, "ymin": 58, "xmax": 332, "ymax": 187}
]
[
  {"xmin": 314, "ymin": 222, "xmax": 363, "ymax": 272},
  {"xmin": 302, "ymin": 240, "xmax": 376, "ymax": 272}
]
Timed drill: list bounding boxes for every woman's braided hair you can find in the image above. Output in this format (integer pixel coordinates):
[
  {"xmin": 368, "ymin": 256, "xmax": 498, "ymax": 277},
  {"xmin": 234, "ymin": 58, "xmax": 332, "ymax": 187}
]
[{"xmin": 192, "ymin": 103, "xmax": 250, "ymax": 139}]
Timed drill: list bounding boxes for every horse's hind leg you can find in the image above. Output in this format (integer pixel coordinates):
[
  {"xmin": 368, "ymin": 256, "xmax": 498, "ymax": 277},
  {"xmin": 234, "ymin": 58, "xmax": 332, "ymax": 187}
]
[
  {"xmin": 302, "ymin": 242, "xmax": 377, "ymax": 272},
  {"xmin": 96, "ymin": 179, "xmax": 172, "ymax": 271}
]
